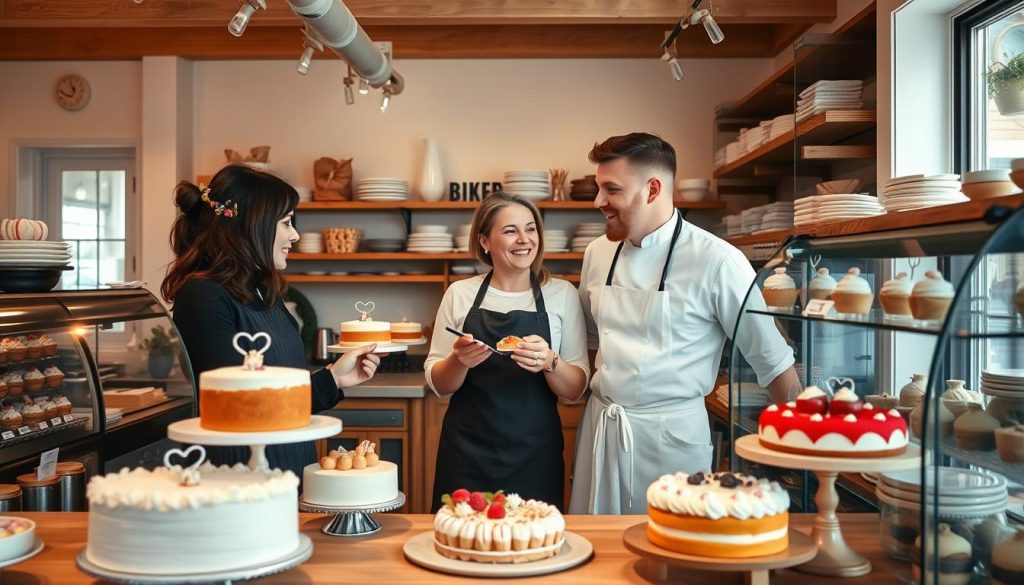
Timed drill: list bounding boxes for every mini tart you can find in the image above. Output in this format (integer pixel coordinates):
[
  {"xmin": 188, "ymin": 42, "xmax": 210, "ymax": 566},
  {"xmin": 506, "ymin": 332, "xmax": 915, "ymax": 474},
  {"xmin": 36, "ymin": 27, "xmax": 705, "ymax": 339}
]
[{"xmin": 496, "ymin": 335, "xmax": 524, "ymax": 352}]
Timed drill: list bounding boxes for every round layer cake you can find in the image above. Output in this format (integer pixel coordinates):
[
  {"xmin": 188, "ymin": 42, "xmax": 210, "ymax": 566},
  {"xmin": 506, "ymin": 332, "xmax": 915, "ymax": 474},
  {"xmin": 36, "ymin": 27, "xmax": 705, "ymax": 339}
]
[
  {"xmin": 339, "ymin": 319, "xmax": 391, "ymax": 345},
  {"xmin": 199, "ymin": 365, "xmax": 311, "ymax": 432},
  {"xmin": 86, "ymin": 463, "xmax": 299, "ymax": 574},
  {"xmin": 758, "ymin": 387, "xmax": 909, "ymax": 457},
  {"xmin": 302, "ymin": 461, "xmax": 398, "ymax": 506},
  {"xmin": 646, "ymin": 471, "xmax": 790, "ymax": 558},
  {"xmin": 433, "ymin": 491, "xmax": 565, "ymax": 563},
  {"xmin": 390, "ymin": 321, "xmax": 423, "ymax": 341}
]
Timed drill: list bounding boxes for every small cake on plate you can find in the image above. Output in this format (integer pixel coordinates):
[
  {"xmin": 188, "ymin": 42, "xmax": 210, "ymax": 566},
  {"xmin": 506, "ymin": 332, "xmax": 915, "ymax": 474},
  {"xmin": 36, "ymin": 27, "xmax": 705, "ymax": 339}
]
[
  {"xmin": 808, "ymin": 267, "xmax": 837, "ymax": 300},
  {"xmin": 832, "ymin": 268, "xmax": 873, "ymax": 315},
  {"xmin": 879, "ymin": 272, "xmax": 913, "ymax": 317},
  {"xmin": 302, "ymin": 440, "xmax": 398, "ymax": 507},
  {"xmin": 339, "ymin": 301, "xmax": 391, "ymax": 345},
  {"xmin": 910, "ymin": 270, "xmax": 955, "ymax": 321},
  {"xmin": 433, "ymin": 490, "xmax": 565, "ymax": 563},
  {"xmin": 646, "ymin": 471, "xmax": 789, "ymax": 558},
  {"xmin": 762, "ymin": 267, "xmax": 798, "ymax": 309},
  {"xmin": 390, "ymin": 320, "xmax": 423, "ymax": 342}
]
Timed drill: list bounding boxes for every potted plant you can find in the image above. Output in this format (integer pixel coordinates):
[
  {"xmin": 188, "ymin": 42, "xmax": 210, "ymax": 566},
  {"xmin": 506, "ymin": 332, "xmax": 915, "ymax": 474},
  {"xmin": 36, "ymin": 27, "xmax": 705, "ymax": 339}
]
[
  {"xmin": 986, "ymin": 52, "xmax": 1024, "ymax": 116},
  {"xmin": 142, "ymin": 325, "xmax": 178, "ymax": 378}
]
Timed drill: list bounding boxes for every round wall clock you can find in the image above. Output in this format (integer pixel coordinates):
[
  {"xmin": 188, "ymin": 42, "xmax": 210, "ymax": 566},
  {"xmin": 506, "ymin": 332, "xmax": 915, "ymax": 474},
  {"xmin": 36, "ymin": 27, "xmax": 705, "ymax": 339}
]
[{"xmin": 55, "ymin": 74, "xmax": 91, "ymax": 111}]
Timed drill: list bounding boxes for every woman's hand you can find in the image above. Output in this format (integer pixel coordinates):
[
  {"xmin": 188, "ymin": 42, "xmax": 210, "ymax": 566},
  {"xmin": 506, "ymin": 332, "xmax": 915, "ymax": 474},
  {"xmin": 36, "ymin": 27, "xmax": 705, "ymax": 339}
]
[
  {"xmin": 510, "ymin": 334, "xmax": 553, "ymax": 373},
  {"xmin": 329, "ymin": 344, "xmax": 382, "ymax": 388},
  {"xmin": 451, "ymin": 334, "xmax": 491, "ymax": 369}
]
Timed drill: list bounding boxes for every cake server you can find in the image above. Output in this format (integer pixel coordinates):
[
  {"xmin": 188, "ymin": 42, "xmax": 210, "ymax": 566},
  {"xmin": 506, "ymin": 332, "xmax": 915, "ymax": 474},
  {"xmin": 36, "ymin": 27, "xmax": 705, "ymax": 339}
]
[{"xmin": 444, "ymin": 326, "xmax": 508, "ymax": 356}]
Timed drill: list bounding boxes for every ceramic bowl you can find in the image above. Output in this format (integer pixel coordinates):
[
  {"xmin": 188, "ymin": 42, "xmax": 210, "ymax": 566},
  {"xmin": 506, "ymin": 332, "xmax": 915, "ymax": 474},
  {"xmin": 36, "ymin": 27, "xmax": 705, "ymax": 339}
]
[
  {"xmin": 962, "ymin": 169, "xmax": 1010, "ymax": 184},
  {"xmin": 413, "ymin": 224, "xmax": 449, "ymax": 234},
  {"xmin": 0, "ymin": 517, "xmax": 35, "ymax": 561},
  {"xmin": 960, "ymin": 180, "xmax": 1019, "ymax": 200}
]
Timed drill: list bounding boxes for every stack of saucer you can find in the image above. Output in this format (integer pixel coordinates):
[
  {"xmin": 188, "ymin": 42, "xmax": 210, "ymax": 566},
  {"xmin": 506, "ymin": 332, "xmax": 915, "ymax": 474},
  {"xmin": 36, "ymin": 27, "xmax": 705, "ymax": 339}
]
[
  {"xmin": 0, "ymin": 240, "xmax": 71, "ymax": 268},
  {"xmin": 881, "ymin": 174, "xmax": 969, "ymax": 212},
  {"xmin": 877, "ymin": 467, "xmax": 1006, "ymax": 517},
  {"xmin": 572, "ymin": 223, "xmax": 605, "ymax": 252},
  {"xmin": 768, "ymin": 114, "xmax": 795, "ymax": 141},
  {"xmin": 503, "ymin": 170, "xmax": 550, "ymax": 201},
  {"xmin": 794, "ymin": 194, "xmax": 885, "ymax": 227},
  {"xmin": 454, "ymin": 224, "xmax": 472, "ymax": 253},
  {"xmin": 407, "ymin": 225, "xmax": 453, "ymax": 253},
  {"xmin": 296, "ymin": 232, "xmax": 324, "ymax": 254},
  {"xmin": 980, "ymin": 369, "xmax": 1024, "ymax": 398},
  {"xmin": 545, "ymin": 230, "xmax": 568, "ymax": 252},
  {"xmin": 796, "ymin": 80, "xmax": 863, "ymax": 122},
  {"xmin": 356, "ymin": 178, "xmax": 409, "ymax": 202}
]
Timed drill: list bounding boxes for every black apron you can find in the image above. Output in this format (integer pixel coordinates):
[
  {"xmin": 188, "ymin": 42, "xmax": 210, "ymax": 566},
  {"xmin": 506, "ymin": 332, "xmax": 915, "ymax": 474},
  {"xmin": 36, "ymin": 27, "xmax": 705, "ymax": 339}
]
[{"xmin": 431, "ymin": 271, "xmax": 565, "ymax": 512}]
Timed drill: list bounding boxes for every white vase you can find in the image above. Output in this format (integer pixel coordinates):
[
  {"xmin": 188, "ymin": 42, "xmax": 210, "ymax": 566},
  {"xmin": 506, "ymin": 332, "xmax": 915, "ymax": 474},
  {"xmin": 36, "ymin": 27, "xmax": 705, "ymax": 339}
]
[{"xmin": 418, "ymin": 138, "xmax": 445, "ymax": 201}]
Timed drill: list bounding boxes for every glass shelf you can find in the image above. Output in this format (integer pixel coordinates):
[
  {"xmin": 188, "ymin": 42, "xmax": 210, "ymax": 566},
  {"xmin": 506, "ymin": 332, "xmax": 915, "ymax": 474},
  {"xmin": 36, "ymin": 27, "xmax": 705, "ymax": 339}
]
[{"xmin": 747, "ymin": 308, "xmax": 1024, "ymax": 339}]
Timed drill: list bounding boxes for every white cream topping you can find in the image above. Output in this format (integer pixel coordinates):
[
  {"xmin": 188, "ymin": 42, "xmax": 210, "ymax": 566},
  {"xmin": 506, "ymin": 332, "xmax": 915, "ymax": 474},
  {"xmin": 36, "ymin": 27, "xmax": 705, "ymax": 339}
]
[
  {"xmin": 881, "ymin": 272, "xmax": 913, "ymax": 295},
  {"xmin": 87, "ymin": 463, "xmax": 299, "ymax": 511},
  {"xmin": 874, "ymin": 413, "xmax": 887, "ymax": 422},
  {"xmin": 863, "ymin": 403, "xmax": 875, "ymax": 410},
  {"xmin": 912, "ymin": 270, "xmax": 954, "ymax": 298},
  {"xmin": 833, "ymin": 388, "xmax": 859, "ymax": 402},
  {"xmin": 810, "ymin": 414, "xmax": 823, "ymax": 422},
  {"xmin": 199, "ymin": 365, "xmax": 309, "ymax": 392},
  {"xmin": 390, "ymin": 322, "xmax": 422, "ymax": 332},
  {"xmin": 340, "ymin": 320, "xmax": 391, "ymax": 332},
  {"xmin": 797, "ymin": 386, "xmax": 825, "ymax": 400},
  {"xmin": 647, "ymin": 521, "xmax": 788, "ymax": 544},
  {"xmin": 843, "ymin": 414, "xmax": 857, "ymax": 423},
  {"xmin": 434, "ymin": 498, "xmax": 565, "ymax": 552},
  {"xmin": 809, "ymin": 267, "xmax": 837, "ymax": 291},
  {"xmin": 888, "ymin": 409, "xmax": 900, "ymax": 417},
  {"xmin": 760, "ymin": 425, "xmax": 908, "ymax": 451},
  {"xmin": 766, "ymin": 404, "xmax": 779, "ymax": 412},
  {"xmin": 764, "ymin": 267, "xmax": 796, "ymax": 290},
  {"xmin": 836, "ymin": 267, "xmax": 871, "ymax": 294},
  {"xmin": 645, "ymin": 472, "xmax": 789, "ymax": 520},
  {"xmin": 782, "ymin": 410, "xmax": 794, "ymax": 418}
]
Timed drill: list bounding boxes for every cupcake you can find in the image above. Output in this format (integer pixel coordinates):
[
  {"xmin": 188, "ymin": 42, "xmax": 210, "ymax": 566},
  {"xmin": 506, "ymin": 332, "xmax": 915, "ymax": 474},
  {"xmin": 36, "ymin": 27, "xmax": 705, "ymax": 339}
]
[
  {"xmin": 942, "ymin": 379, "xmax": 982, "ymax": 417},
  {"xmin": 762, "ymin": 267, "xmax": 798, "ymax": 309},
  {"xmin": 43, "ymin": 366, "xmax": 64, "ymax": 389},
  {"xmin": 37, "ymin": 334, "xmax": 57, "ymax": 357},
  {"xmin": 910, "ymin": 270, "xmax": 955, "ymax": 321},
  {"xmin": 913, "ymin": 523, "xmax": 973, "ymax": 585},
  {"xmin": 23, "ymin": 336, "xmax": 42, "ymax": 360},
  {"xmin": 953, "ymin": 403, "xmax": 1000, "ymax": 450},
  {"xmin": 995, "ymin": 425, "xmax": 1024, "ymax": 463},
  {"xmin": 35, "ymin": 398, "xmax": 58, "ymax": 419},
  {"xmin": 808, "ymin": 267, "xmax": 837, "ymax": 300},
  {"xmin": 2, "ymin": 372, "xmax": 24, "ymax": 396},
  {"xmin": 2, "ymin": 338, "xmax": 26, "ymax": 362},
  {"xmin": 22, "ymin": 367, "xmax": 44, "ymax": 392},
  {"xmin": 879, "ymin": 272, "xmax": 913, "ymax": 317},
  {"xmin": 911, "ymin": 399, "xmax": 954, "ymax": 439},
  {"xmin": 19, "ymin": 399, "xmax": 45, "ymax": 425},
  {"xmin": 0, "ymin": 406, "xmax": 22, "ymax": 430},
  {"xmin": 53, "ymin": 395, "xmax": 73, "ymax": 417},
  {"xmin": 832, "ymin": 267, "xmax": 873, "ymax": 315},
  {"xmin": 992, "ymin": 529, "xmax": 1024, "ymax": 585}
]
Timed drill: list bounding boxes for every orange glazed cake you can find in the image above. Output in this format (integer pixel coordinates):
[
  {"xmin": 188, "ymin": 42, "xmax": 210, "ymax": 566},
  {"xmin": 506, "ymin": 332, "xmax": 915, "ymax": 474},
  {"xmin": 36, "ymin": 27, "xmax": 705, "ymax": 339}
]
[
  {"xmin": 199, "ymin": 346, "xmax": 310, "ymax": 432},
  {"xmin": 339, "ymin": 319, "xmax": 391, "ymax": 345},
  {"xmin": 390, "ymin": 320, "xmax": 423, "ymax": 341},
  {"xmin": 646, "ymin": 471, "xmax": 790, "ymax": 558}
]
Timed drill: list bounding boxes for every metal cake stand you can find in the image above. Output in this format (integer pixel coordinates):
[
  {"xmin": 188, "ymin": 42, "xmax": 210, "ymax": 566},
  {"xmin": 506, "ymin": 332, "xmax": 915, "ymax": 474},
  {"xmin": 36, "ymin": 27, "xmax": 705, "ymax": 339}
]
[
  {"xmin": 299, "ymin": 492, "xmax": 406, "ymax": 536},
  {"xmin": 75, "ymin": 534, "xmax": 313, "ymax": 585}
]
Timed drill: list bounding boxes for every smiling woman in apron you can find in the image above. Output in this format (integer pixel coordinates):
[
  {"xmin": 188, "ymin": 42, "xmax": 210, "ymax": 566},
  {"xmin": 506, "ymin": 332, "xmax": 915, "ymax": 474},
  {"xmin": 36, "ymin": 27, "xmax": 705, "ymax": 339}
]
[
  {"xmin": 571, "ymin": 133, "xmax": 801, "ymax": 514},
  {"xmin": 424, "ymin": 192, "xmax": 590, "ymax": 512}
]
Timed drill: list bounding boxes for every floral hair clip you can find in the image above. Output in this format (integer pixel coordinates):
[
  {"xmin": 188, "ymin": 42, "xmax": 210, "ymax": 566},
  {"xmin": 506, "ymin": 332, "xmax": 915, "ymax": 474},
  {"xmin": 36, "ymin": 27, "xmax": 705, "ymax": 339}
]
[{"xmin": 200, "ymin": 185, "xmax": 239, "ymax": 218}]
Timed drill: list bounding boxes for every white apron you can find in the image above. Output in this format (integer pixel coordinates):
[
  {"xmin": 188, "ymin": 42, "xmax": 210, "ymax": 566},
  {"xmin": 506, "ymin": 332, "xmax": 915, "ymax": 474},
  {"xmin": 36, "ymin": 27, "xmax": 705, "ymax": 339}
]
[{"xmin": 570, "ymin": 210, "xmax": 713, "ymax": 514}]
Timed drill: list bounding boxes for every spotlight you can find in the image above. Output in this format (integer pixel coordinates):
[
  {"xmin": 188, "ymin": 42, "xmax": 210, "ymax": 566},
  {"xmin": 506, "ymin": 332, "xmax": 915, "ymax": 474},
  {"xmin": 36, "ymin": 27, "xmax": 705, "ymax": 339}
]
[
  {"xmin": 358, "ymin": 78, "xmax": 370, "ymax": 95},
  {"xmin": 699, "ymin": 9, "xmax": 725, "ymax": 44},
  {"xmin": 228, "ymin": 0, "xmax": 266, "ymax": 37},
  {"xmin": 661, "ymin": 47, "xmax": 683, "ymax": 82},
  {"xmin": 343, "ymin": 67, "xmax": 356, "ymax": 105},
  {"xmin": 297, "ymin": 27, "xmax": 324, "ymax": 75},
  {"xmin": 380, "ymin": 92, "xmax": 391, "ymax": 113}
]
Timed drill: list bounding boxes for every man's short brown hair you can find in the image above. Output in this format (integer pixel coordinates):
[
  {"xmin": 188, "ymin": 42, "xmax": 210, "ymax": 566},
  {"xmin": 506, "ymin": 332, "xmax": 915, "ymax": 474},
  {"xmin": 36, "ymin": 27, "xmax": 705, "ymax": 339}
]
[{"xmin": 588, "ymin": 132, "xmax": 676, "ymax": 177}]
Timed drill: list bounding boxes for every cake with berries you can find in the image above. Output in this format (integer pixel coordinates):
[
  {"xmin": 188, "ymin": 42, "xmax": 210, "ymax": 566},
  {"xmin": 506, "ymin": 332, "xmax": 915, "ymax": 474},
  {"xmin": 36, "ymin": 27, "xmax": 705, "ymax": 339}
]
[
  {"xmin": 433, "ymin": 490, "xmax": 566, "ymax": 563},
  {"xmin": 301, "ymin": 440, "xmax": 398, "ymax": 507},
  {"xmin": 758, "ymin": 386, "xmax": 909, "ymax": 457},
  {"xmin": 646, "ymin": 471, "xmax": 790, "ymax": 558}
]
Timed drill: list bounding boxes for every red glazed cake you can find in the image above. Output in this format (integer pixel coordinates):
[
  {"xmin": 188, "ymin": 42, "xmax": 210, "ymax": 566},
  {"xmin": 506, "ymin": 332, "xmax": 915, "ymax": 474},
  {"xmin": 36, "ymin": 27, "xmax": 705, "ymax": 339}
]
[{"xmin": 758, "ymin": 386, "xmax": 909, "ymax": 457}]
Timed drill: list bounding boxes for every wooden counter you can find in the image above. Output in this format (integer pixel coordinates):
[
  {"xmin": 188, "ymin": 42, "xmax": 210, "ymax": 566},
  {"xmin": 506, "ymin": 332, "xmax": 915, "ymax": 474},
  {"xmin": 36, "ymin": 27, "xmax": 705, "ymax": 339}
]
[{"xmin": 5, "ymin": 513, "xmax": 908, "ymax": 584}]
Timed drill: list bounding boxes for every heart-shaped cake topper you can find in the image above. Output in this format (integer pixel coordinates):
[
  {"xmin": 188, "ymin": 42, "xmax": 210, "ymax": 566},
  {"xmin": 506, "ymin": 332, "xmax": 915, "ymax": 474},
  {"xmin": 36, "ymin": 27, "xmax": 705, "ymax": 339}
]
[
  {"xmin": 163, "ymin": 444, "xmax": 206, "ymax": 471},
  {"xmin": 355, "ymin": 301, "xmax": 375, "ymax": 321},
  {"xmin": 827, "ymin": 377, "xmax": 856, "ymax": 393},
  {"xmin": 232, "ymin": 331, "xmax": 272, "ymax": 357}
]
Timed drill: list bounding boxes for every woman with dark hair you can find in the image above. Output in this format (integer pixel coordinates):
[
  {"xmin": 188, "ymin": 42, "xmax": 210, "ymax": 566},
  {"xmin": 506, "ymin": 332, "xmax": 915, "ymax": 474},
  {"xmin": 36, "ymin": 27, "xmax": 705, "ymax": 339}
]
[
  {"xmin": 162, "ymin": 164, "xmax": 381, "ymax": 477},
  {"xmin": 424, "ymin": 191, "xmax": 589, "ymax": 511}
]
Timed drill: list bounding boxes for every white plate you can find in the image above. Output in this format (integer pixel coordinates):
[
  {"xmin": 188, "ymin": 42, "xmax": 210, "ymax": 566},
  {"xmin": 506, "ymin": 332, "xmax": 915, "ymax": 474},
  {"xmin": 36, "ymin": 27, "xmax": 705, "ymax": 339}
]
[
  {"xmin": 0, "ymin": 539, "xmax": 44, "ymax": 569},
  {"xmin": 450, "ymin": 266, "xmax": 477, "ymax": 274},
  {"xmin": 885, "ymin": 174, "xmax": 960, "ymax": 187},
  {"xmin": 327, "ymin": 342, "xmax": 408, "ymax": 353},
  {"xmin": 403, "ymin": 531, "xmax": 593, "ymax": 578},
  {"xmin": 358, "ymin": 196, "xmax": 408, "ymax": 201},
  {"xmin": 0, "ymin": 241, "xmax": 69, "ymax": 249},
  {"xmin": 167, "ymin": 415, "xmax": 340, "ymax": 446},
  {"xmin": 0, "ymin": 254, "xmax": 72, "ymax": 261},
  {"xmin": 982, "ymin": 369, "xmax": 1024, "ymax": 379},
  {"xmin": 407, "ymin": 247, "xmax": 454, "ymax": 253}
]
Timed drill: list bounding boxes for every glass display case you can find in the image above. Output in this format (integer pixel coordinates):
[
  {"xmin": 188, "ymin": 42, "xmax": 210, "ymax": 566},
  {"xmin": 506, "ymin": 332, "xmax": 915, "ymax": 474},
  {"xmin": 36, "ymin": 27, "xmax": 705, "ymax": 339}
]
[
  {"xmin": 0, "ymin": 289, "xmax": 195, "ymax": 482},
  {"xmin": 729, "ymin": 204, "xmax": 1024, "ymax": 583}
]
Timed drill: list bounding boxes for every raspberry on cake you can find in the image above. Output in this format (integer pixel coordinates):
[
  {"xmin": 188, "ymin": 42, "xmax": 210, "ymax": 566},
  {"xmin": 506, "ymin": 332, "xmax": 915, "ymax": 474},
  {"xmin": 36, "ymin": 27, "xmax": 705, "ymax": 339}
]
[
  {"xmin": 758, "ymin": 386, "xmax": 909, "ymax": 457},
  {"xmin": 496, "ymin": 335, "xmax": 524, "ymax": 352},
  {"xmin": 646, "ymin": 471, "xmax": 790, "ymax": 558},
  {"xmin": 433, "ymin": 490, "xmax": 566, "ymax": 564}
]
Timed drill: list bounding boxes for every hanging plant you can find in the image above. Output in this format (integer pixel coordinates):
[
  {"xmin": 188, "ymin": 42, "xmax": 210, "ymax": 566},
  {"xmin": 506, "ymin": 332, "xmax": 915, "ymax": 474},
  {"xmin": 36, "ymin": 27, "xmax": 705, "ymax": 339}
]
[{"xmin": 986, "ymin": 52, "xmax": 1024, "ymax": 116}]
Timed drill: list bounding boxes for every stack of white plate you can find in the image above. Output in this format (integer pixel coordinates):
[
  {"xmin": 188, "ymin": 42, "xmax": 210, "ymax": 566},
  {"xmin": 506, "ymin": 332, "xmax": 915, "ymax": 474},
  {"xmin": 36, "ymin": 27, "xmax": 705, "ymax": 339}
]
[
  {"xmin": 714, "ymin": 147, "xmax": 727, "ymax": 169},
  {"xmin": 794, "ymin": 194, "xmax": 885, "ymax": 227},
  {"xmin": 503, "ymin": 170, "xmax": 550, "ymax": 201},
  {"xmin": 545, "ymin": 230, "xmax": 568, "ymax": 252},
  {"xmin": 876, "ymin": 467, "xmax": 1007, "ymax": 516},
  {"xmin": 980, "ymin": 369, "xmax": 1024, "ymax": 398},
  {"xmin": 741, "ymin": 206, "xmax": 767, "ymax": 234},
  {"xmin": 740, "ymin": 126, "xmax": 767, "ymax": 153},
  {"xmin": 768, "ymin": 114, "xmax": 795, "ymax": 141},
  {"xmin": 755, "ymin": 202, "xmax": 795, "ymax": 233},
  {"xmin": 296, "ymin": 232, "xmax": 323, "ymax": 254},
  {"xmin": 356, "ymin": 178, "xmax": 409, "ymax": 202},
  {"xmin": 0, "ymin": 240, "xmax": 72, "ymax": 267},
  {"xmin": 881, "ymin": 174, "xmax": 969, "ymax": 212},
  {"xmin": 725, "ymin": 142, "xmax": 744, "ymax": 165},
  {"xmin": 572, "ymin": 223, "xmax": 605, "ymax": 252},
  {"xmin": 454, "ymin": 224, "xmax": 472, "ymax": 253},
  {"xmin": 407, "ymin": 225, "xmax": 452, "ymax": 253},
  {"xmin": 724, "ymin": 214, "xmax": 743, "ymax": 237},
  {"xmin": 796, "ymin": 80, "xmax": 864, "ymax": 122}
]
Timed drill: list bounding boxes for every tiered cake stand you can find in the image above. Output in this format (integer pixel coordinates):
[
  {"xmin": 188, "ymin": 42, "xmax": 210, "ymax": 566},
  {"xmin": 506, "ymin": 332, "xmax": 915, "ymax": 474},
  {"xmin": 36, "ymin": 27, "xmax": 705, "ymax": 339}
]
[
  {"xmin": 735, "ymin": 435, "xmax": 920, "ymax": 577},
  {"xmin": 299, "ymin": 493, "xmax": 406, "ymax": 536}
]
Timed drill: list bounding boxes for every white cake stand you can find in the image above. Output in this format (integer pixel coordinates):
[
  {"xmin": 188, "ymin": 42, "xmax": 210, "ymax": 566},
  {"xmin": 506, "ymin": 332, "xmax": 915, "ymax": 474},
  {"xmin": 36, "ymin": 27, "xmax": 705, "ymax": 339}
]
[
  {"xmin": 327, "ymin": 342, "xmax": 409, "ymax": 354},
  {"xmin": 299, "ymin": 492, "xmax": 406, "ymax": 536},
  {"xmin": 167, "ymin": 415, "xmax": 342, "ymax": 471},
  {"xmin": 75, "ymin": 534, "xmax": 313, "ymax": 585},
  {"xmin": 735, "ymin": 435, "xmax": 920, "ymax": 577}
]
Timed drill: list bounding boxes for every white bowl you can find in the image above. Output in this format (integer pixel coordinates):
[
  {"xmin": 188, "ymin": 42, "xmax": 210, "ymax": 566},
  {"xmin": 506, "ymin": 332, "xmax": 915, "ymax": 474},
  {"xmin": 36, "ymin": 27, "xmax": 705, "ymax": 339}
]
[
  {"xmin": 676, "ymin": 178, "xmax": 711, "ymax": 190},
  {"xmin": 0, "ymin": 517, "xmax": 35, "ymax": 561},
  {"xmin": 1011, "ymin": 158, "xmax": 1024, "ymax": 171},
  {"xmin": 413, "ymin": 225, "xmax": 449, "ymax": 234},
  {"xmin": 962, "ymin": 169, "xmax": 1010, "ymax": 184}
]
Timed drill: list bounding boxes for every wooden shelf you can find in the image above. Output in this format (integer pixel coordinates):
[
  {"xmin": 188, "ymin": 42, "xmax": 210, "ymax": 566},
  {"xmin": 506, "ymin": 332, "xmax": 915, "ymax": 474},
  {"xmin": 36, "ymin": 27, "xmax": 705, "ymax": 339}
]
[
  {"xmin": 288, "ymin": 252, "xmax": 584, "ymax": 261},
  {"xmin": 286, "ymin": 274, "xmax": 447, "ymax": 284},
  {"xmin": 728, "ymin": 229, "xmax": 795, "ymax": 246},
  {"xmin": 450, "ymin": 273, "xmax": 581, "ymax": 283},
  {"xmin": 801, "ymin": 145, "xmax": 876, "ymax": 160},
  {"xmin": 297, "ymin": 200, "xmax": 725, "ymax": 212}
]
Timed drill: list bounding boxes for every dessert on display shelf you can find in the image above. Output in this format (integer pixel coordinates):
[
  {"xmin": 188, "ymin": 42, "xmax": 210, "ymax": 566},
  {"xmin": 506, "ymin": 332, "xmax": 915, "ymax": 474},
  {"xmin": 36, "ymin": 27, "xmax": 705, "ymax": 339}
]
[
  {"xmin": 302, "ymin": 439, "xmax": 399, "ymax": 507},
  {"xmin": 807, "ymin": 266, "xmax": 837, "ymax": 300},
  {"xmin": 879, "ymin": 272, "xmax": 914, "ymax": 317},
  {"xmin": 831, "ymin": 267, "xmax": 873, "ymax": 315},
  {"xmin": 761, "ymin": 267, "xmax": 798, "ymax": 310}
]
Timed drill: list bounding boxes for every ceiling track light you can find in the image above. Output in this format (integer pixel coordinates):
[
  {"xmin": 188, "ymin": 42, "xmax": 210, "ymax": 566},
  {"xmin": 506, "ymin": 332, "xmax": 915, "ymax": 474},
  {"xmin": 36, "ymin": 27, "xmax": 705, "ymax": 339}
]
[
  {"xmin": 297, "ymin": 27, "xmax": 325, "ymax": 75},
  {"xmin": 380, "ymin": 81, "xmax": 394, "ymax": 113},
  {"xmin": 358, "ymin": 78, "xmax": 370, "ymax": 95},
  {"xmin": 343, "ymin": 66, "xmax": 356, "ymax": 105},
  {"xmin": 659, "ymin": 0, "xmax": 723, "ymax": 81},
  {"xmin": 228, "ymin": 0, "xmax": 266, "ymax": 37}
]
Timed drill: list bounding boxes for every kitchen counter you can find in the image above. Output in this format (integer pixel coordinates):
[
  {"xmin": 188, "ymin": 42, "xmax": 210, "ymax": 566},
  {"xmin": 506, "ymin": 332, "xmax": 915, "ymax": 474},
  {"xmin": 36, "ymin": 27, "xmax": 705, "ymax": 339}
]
[
  {"xmin": 6, "ymin": 513, "xmax": 907, "ymax": 584},
  {"xmin": 342, "ymin": 371, "xmax": 429, "ymax": 399}
]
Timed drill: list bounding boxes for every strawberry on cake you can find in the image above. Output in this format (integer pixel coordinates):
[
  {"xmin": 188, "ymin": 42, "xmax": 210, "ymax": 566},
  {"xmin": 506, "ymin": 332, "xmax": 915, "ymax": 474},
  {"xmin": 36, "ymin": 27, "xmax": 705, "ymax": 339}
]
[
  {"xmin": 433, "ymin": 489, "xmax": 565, "ymax": 563},
  {"xmin": 758, "ymin": 386, "xmax": 909, "ymax": 457}
]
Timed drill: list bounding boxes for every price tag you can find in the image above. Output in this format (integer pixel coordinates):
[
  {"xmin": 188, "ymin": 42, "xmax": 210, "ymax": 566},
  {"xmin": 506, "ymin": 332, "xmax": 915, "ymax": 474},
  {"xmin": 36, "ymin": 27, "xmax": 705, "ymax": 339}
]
[
  {"xmin": 63, "ymin": 414, "xmax": 74, "ymax": 423},
  {"xmin": 803, "ymin": 299, "xmax": 836, "ymax": 318},
  {"xmin": 1, "ymin": 431, "xmax": 14, "ymax": 440},
  {"xmin": 38, "ymin": 421, "xmax": 48, "ymax": 430},
  {"xmin": 37, "ymin": 448, "xmax": 59, "ymax": 480},
  {"xmin": 17, "ymin": 426, "xmax": 31, "ymax": 435},
  {"xmin": 50, "ymin": 417, "xmax": 62, "ymax": 426}
]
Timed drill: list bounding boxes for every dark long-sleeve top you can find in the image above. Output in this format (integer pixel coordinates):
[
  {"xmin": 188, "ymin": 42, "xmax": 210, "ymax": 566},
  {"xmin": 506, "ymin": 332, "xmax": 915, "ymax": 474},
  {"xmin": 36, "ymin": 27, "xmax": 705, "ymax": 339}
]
[{"xmin": 172, "ymin": 278, "xmax": 342, "ymax": 478}]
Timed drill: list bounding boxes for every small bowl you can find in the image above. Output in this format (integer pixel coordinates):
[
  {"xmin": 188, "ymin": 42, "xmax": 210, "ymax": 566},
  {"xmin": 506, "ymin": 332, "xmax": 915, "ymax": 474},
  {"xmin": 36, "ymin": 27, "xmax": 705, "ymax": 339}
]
[
  {"xmin": 960, "ymin": 180, "xmax": 1019, "ymax": 200},
  {"xmin": 0, "ymin": 267, "xmax": 67, "ymax": 293},
  {"xmin": 962, "ymin": 169, "xmax": 1010, "ymax": 184},
  {"xmin": 816, "ymin": 178, "xmax": 861, "ymax": 195},
  {"xmin": 0, "ymin": 517, "xmax": 36, "ymax": 561},
  {"xmin": 413, "ymin": 224, "xmax": 449, "ymax": 234}
]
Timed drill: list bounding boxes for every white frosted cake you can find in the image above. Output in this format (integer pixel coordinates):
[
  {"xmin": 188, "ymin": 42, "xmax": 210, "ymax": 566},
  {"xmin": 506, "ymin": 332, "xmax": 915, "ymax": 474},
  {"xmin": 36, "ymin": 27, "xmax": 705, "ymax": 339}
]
[
  {"xmin": 302, "ymin": 441, "xmax": 398, "ymax": 506},
  {"xmin": 86, "ymin": 463, "xmax": 299, "ymax": 574}
]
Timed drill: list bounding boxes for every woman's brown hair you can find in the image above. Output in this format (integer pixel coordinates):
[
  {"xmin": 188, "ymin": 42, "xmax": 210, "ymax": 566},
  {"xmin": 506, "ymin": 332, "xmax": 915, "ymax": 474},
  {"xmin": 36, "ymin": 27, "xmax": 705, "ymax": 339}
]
[
  {"xmin": 469, "ymin": 191, "xmax": 549, "ymax": 285},
  {"xmin": 161, "ymin": 164, "xmax": 299, "ymax": 308}
]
